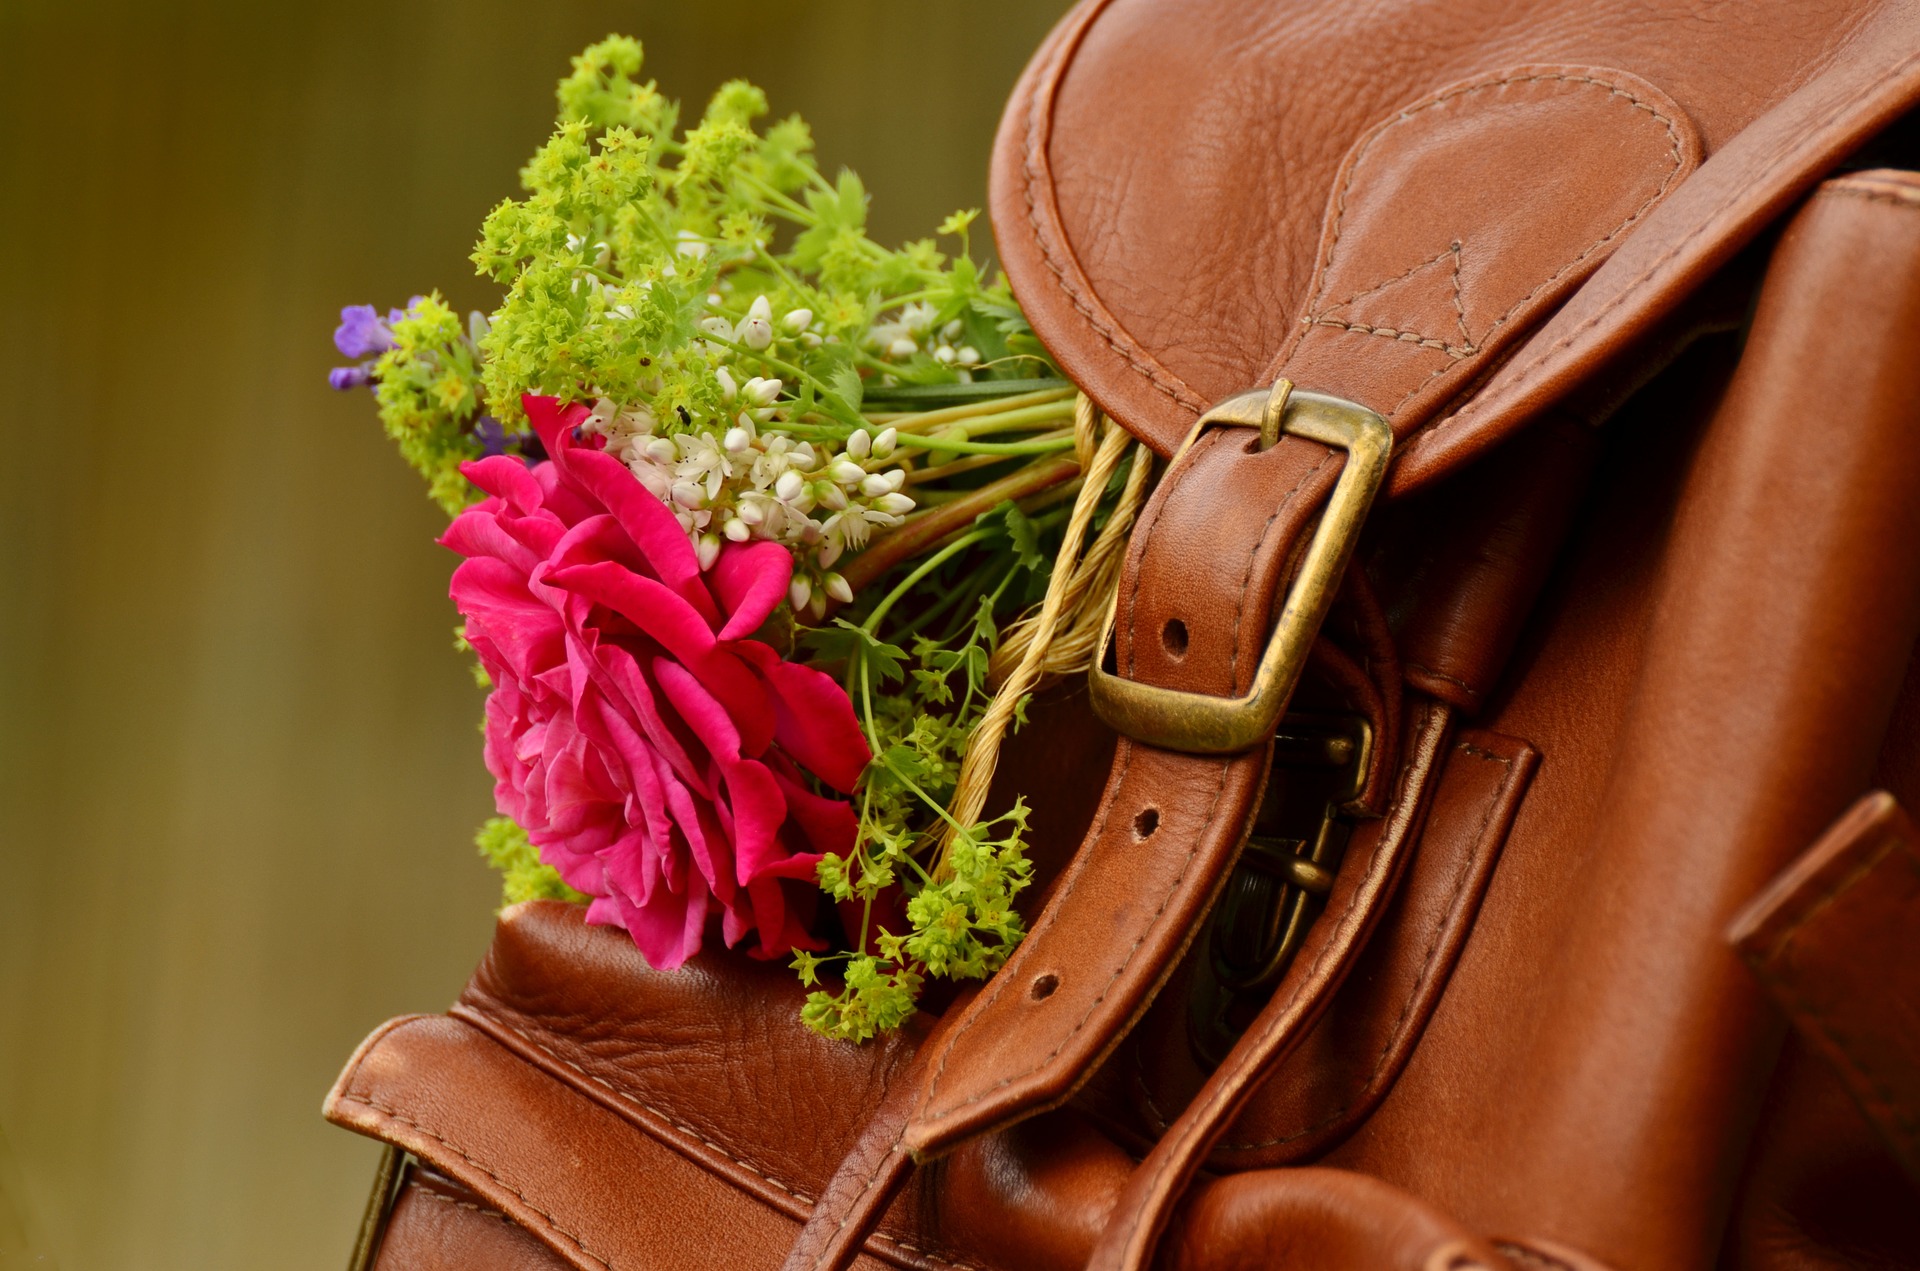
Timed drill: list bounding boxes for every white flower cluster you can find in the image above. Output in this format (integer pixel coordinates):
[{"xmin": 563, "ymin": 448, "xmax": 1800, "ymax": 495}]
[
  {"xmin": 581, "ymin": 377, "xmax": 915, "ymax": 615},
  {"xmin": 867, "ymin": 302, "xmax": 981, "ymax": 377}
]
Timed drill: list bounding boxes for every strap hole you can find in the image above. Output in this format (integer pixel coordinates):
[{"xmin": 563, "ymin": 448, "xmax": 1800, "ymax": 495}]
[
  {"xmin": 1161, "ymin": 619, "xmax": 1188, "ymax": 658},
  {"xmin": 1030, "ymin": 973, "xmax": 1059, "ymax": 1001},
  {"xmin": 1134, "ymin": 807, "xmax": 1159, "ymax": 839}
]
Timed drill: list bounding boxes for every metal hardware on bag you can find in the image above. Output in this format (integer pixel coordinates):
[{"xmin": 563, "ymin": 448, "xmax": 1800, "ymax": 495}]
[
  {"xmin": 1190, "ymin": 713, "xmax": 1369, "ymax": 1066},
  {"xmin": 1087, "ymin": 382, "xmax": 1392, "ymax": 756}
]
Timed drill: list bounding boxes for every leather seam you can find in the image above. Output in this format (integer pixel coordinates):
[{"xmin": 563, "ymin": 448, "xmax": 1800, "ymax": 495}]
[
  {"xmin": 336, "ymin": 1092, "xmax": 621, "ymax": 1271},
  {"xmin": 920, "ymin": 442, "xmax": 1332, "ymax": 1124},
  {"xmin": 1302, "ymin": 70, "xmax": 1687, "ymax": 344},
  {"xmin": 1755, "ymin": 832, "xmax": 1920, "ymax": 1146},
  {"xmin": 1404, "ymin": 659, "xmax": 1485, "ymax": 702},
  {"xmin": 451, "ymin": 1014, "xmax": 989, "ymax": 1271},
  {"xmin": 412, "ymin": 1187, "xmax": 515, "ymax": 1226},
  {"xmin": 1111, "ymin": 703, "xmax": 1441, "ymax": 1244},
  {"xmin": 1495, "ymin": 1242, "xmax": 1576, "ymax": 1271},
  {"xmin": 1404, "ymin": 47, "xmax": 1920, "ymax": 459},
  {"xmin": 1019, "ymin": 0, "xmax": 1205, "ymax": 414},
  {"xmin": 1131, "ymin": 726, "xmax": 1509, "ymax": 1151},
  {"xmin": 802, "ymin": 1128, "xmax": 907, "ymax": 1271}
]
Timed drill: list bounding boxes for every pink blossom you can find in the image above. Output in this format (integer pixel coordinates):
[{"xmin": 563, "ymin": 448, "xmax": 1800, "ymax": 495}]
[{"xmin": 443, "ymin": 395, "xmax": 871, "ymax": 968}]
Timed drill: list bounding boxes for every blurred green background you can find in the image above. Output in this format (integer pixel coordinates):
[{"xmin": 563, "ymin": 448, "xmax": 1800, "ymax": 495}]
[{"xmin": 0, "ymin": 2, "xmax": 1069, "ymax": 1266}]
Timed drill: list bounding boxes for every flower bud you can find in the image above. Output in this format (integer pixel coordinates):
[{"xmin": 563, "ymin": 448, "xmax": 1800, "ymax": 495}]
[
  {"xmin": 740, "ymin": 316, "xmax": 773, "ymax": 350},
  {"xmin": 956, "ymin": 346, "xmax": 981, "ymax": 366},
  {"xmin": 872, "ymin": 427, "xmax": 897, "ymax": 459},
  {"xmin": 788, "ymin": 575, "xmax": 813, "ymax": 611},
  {"xmin": 824, "ymin": 572, "xmax": 854, "ymax": 604},
  {"xmin": 828, "ymin": 460, "xmax": 866, "ymax": 486},
  {"xmin": 875, "ymin": 492, "xmax": 915, "ymax": 515},
  {"xmin": 816, "ymin": 539, "xmax": 845, "ymax": 569},
  {"xmin": 724, "ymin": 426, "xmax": 752, "ymax": 453},
  {"xmin": 723, "ymin": 517, "xmax": 750, "ymax": 542},
  {"xmin": 736, "ymin": 501, "xmax": 765, "ymax": 526},
  {"xmin": 782, "ymin": 308, "xmax": 813, "ymax": 332},
  {"xmin": 675, "ymin": 229, "xmax": 710, "ymax": 259},
  {"xmin": 844, "ymin": 429, "xmax": 872, "ymax": 460},
  {"xmin": 774, "ymin": 470, "xmax": 805, "ymax": 502},
  {"xmin": 698, "ymin": 315, "xmax": 734, "ymax": 341},
  {"xmin": 887, "ymin": 336, "xmax": 917, "ymax": 359},
  {"xmin": 942, "ymin": 319, "xmax": 964, "ymax": 341},
  {"xmin": 715, "ymin": 367, "xmax": 738, "ymax": 400},
  {"xmin": 671, "ymin": 482, "xmax": 706, "ymax": 509},
  {"xmin": 644, "ymin": 437, "xmax": 676, "ymax": 465},
  {"xmin": 741, "ymin": 376, "xmax": 782, "ymax": 406},
  {"xmin": 696, "ymin": 533, "xmax": 722, "ymax": 571},
  {"xmin": 859, "ymin": 473, "xmax": 893, "ymax": 498},
  {"xmin": 815, "ymin": 482, "xmax": 850, "ymax": 512},
  {"xmin": 934, "ymin": 345, "xmax": 956, "ymax": 364}
]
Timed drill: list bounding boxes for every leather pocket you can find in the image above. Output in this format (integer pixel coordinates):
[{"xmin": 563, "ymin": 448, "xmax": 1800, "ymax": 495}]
[{"xmin": 1122, "ymin": 727, "xmax": 1537, "ymax": 1169}]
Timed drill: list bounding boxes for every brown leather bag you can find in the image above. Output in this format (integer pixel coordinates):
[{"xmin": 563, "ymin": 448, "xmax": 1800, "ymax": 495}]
[{"xmin": 324, "ymin": 2, "xmax": 1920, "ymax": 1267}]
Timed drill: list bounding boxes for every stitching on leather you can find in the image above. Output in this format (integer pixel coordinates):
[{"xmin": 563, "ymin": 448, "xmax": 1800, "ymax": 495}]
[
  {"xmin": 1316, "ymin": 243, "xmax": 1460, "ymax": 321},
  {"xmin": 1757, "ymin": 831, "xmax": 1920, "ymax": 1146},
  {"xmin": 1404, "ymin": 660, "xmax": 1484, "ymax": 702},
  {"xmin": 802, "ymin": 1127, "xmax": 908, "ymax": 1271},
  {"xmin": 1131, "ymin": 733, "xmax": 1513, "ymax": 1150},
  {"xmin": 1404, "ymin": 48, "xmax": 1920, "ymax": 458},
  {"xmin": 1019, "ymin": 6, "xmax": 1204, "ymax": 414},
  {"xmin": 412, "ymin": 1187, "xmax": 515, "ymax": 1226},
  {"xmin": 921, "ymin": 441, "xmax": 1332, "ymax": 1123},
  {"xmin": 1291, "ymin": 72, "xmax": 1687, "ymax": 428},
  {"xmin": 1305, "ymin": 318, "xmax": 1469, "ymax": 356},
  {"xmin": 1823, "ymin": 182, "xmax": 1920, "ymax": 208},
  {"xmin": 336, "ymin": 1093, "xmax": 620, "ymax": 1271},
  {"xmin": 1306, "ymin": 243, "xmax": 1475, "ymax": 357},
  {"xmin": 1110, "ymin": 705, "xmax": 1442, "ymax": 1249},
  {"xmin": 469, "ymin": 1015, "xmax": 822, "ymax": 1205}
]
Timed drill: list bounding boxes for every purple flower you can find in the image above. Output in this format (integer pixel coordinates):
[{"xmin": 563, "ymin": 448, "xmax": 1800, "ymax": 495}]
[
  {"xmin": 473, "ymin": 415, "xmax": 509, "ymax": 456},
  {"xmin": 329, "ymin": 364, "xmax": 374, "ymax": 391},
  {"xmin": 334, "ymin": 304, "xmax": 397, "ymax": 359}
]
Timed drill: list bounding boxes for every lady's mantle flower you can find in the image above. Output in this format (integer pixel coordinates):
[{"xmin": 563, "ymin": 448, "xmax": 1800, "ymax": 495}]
[{"xmin": 445, "ymin": 395, "xmax": 873, "ymax": 967}]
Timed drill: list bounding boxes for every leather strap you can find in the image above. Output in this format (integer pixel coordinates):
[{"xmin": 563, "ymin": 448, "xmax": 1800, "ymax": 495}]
[
  {"xmin": 1729, "ymin": 791, "xmax": 1920, "ymax": 1190},
  {"xmin": 1085, "ymin": 702, "xmax": 1460, "ymax": 1271},
  {"xmin": 783, "ymin": 56, "xmax": 1705, "ymax": 1271}
]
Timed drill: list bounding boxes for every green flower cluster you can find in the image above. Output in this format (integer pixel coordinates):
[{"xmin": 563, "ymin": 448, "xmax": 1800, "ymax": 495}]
[{"xmin": 369, "ymin": 298, "xmax": 488, "ymax": 515}]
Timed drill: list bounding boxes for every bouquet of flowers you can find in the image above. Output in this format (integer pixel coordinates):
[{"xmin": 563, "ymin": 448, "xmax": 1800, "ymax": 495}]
[{"xmin": 330, "ymin": 36, "xmax": 1150, "ymax": 1041}]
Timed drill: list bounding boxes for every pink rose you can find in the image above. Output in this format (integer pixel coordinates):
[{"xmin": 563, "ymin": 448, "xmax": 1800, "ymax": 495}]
[{"xmin": 442, "ymin": 395, "xmax": 871, "ymax": 968}]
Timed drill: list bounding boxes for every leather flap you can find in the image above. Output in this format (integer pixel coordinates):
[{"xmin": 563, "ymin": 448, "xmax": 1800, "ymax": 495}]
[{"xmin": 990, "ymin": 0, "xmax": 1920, "ymax": 491}]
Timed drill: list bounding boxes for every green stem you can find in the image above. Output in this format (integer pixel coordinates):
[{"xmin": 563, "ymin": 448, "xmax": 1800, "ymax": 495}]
[
  {"xmin": 860, "ymin": 529, "xmax": 993, "ymax": 635},
  {"xmin": 890, "ymin": 429, "xmax": 1075, "ymax": 458},
  {"xmin": 884, "ymin": 385, "xmax": 1077, "ymax": 433}
]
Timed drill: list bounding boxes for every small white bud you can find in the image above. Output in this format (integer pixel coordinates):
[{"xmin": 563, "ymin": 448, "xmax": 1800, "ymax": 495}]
[
  {"xmin": 876, "ymin": 468, "xmax": 906, "ymax": 493},
  {"xmin": 800, "ymin": 332, "xmax": 824, "ymax": 348},
  {"xmin": 875, "ymin": 492, "xmax": 915, "ymax": 515},
  {"xmin": 816, "ymin": 482, "xmax": 850, "ymax": 512},
  {"xmin": 698, "ymin": 315, "xmax": 734, "ymax": 341},
  {"xmin": 774, "ymin": 470, "xmax": 805, "ymax": 502},
  {"xmin": 747, "ymin": 295, "xmax": 773, "ymax": 322},
  {"xmin": 741, "ymin": 376, "xmax": 782, "ymax": 406},
  {"xmin": 788, "ymin": 575, "xmax": 813, "ymax": 611},
  {"xmin": 824, "ymin": 572, "xmax": 854, "ymax": 604},
  {"xmin": 740, "ymin": 316, "xmax": 773, "ymax": 350},
  {"xmin": 696, "ymin": 533, "xmax": 722, "ymax": 571},
  {"xmin": 707, "ymin": 293, "xmax": 724, "ymax": 307},
  {"xmin": 816, "ymin": 539, "xmax": 845, "ymax": 569},
  {"xmin": 844, "ymin": 430, "xmax": 872, "ymax": 460},
  {"xmin": 675, "ymin": 230, "xmax": 709, "ymax": 260},
  {"xmin": 723, "ymin": 517, "xmax": 751, "ymax": 542},
  {"xmin": 934, "ymin": 345, "xmax": 956, "ymax": 365},
  {"xmin": 828, "ymin": 460, "xmax": 866, "ymax": 486},
  {"xmin": 859, "ymin": 473, "xmax": 893, "ymax": 498},
  {"xmin": 781, "ymin": 308, "xmax": 813, "ymax": 333},
  {"xmin": 956, "ymin": 346, "xmax": 981, "ymax": 366},
  {"xmin": 792, "ymin": 442, "xmax": 818, "ymax": 468},
  {"xmin": 737, "ymin": 501, "xmax": 765, "ymax": 526},
  {"xmin": 872, "ymin": 427, "xmax": 898, "ymax": 459},
  {"xmin": 942, "ymin": 319, "xmax": 964, "ymax": 341},
  {"xmin": 671, "ymin": 482, "xmax": 706, "ymax": 509},
  {"xmin": 644, "ymin": 438, "xmax": 676, "ymax": 465},
  {"xmin": 715, "ymin": 367, "xmax": 738, "ymax": 400},
  {"xmin": 806, "ymin": 592, "xmax": 828, "ymax": 622},
  {"xmin": 887, "ymin": 336, "xmax": 917, "ymax": 359},
  {"xmin": 724, "ymin": 426, "xmax": 753, "ymax": 453}
]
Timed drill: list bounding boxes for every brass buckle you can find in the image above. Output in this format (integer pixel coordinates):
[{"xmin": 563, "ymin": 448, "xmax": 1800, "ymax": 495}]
[{"xmin": 1087, "ymin": 382, "xmax": 1392, "ymax": 755}]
